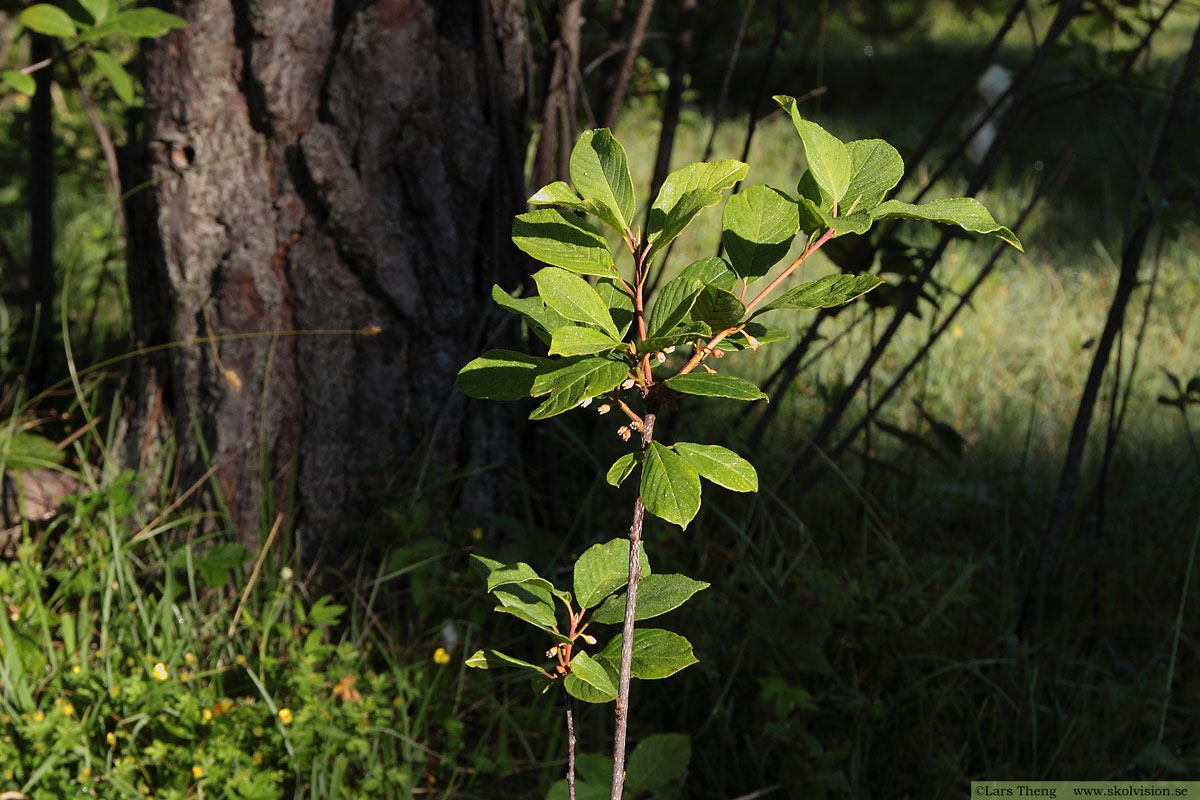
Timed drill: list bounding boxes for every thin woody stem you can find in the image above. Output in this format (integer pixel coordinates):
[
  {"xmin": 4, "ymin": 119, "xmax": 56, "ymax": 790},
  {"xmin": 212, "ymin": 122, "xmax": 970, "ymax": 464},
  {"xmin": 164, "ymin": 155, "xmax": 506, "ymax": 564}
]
[
  {"xmin": 565, "ymin": 687, "xmax": 577, "ymax": 800},
  {"xmin": 610, "ymin": 411, "xmax": 655, "ymax": 800}
]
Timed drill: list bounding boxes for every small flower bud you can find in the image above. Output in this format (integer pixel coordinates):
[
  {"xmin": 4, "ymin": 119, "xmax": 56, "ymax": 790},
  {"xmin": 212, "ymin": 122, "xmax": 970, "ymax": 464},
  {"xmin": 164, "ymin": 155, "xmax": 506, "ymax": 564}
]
[
  {"xmin": 712, "ymin": 348, "xmax": 725, "ymax": 359},
  {"xmin": 579, "ymin": 397, "xmax": 593, "ymax": 409},
  {"xmin": 655, "ymin": 351, "xmax": 666, "ymax": 364},
  {"xmin": 618, "ymin": 425, "xmax": 633, "ymax": 441},
  {"xmin": 744, "ymin": 333, "xmax": 760, "ymax": 350},
  {"xmin": 702, "ymin": 363, "xmax": 718, "ymax": 374},
  {"xmin": 621, "ymin": 378, "xmax": 636, "ymax": 390},
  {"xmin": 664, "ymin": 345, "xmax": 676, "ymax": 354},
  {"xmin": 582, "ymin": 633, "xmax": 597, "ymax": 645},
  {"xmin": 597, "ymin": 404, "xmax": 612, "ymax": 415}
]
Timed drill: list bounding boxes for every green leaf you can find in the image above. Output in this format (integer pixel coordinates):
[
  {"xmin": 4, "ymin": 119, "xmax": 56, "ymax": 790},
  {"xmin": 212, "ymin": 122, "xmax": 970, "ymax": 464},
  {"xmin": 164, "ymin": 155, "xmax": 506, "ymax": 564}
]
[
  {"xmin": 19, "ymin": 5, "xmax": 77, "ymax": 37},
  {"xmin": 528, "ymin": 357, "xmax": 630, "ymax": 420},
  {"xmin": 647, "ymin": 276, "xmax": 704, "ymax": 338},
  {"xmin": 90, "ymin": 50, "xmax": 133, "ymax": 104},
  {"xmin": 626, "ymin": 733, "xmax": 692, "ymax": 793},
  {"xmin": 512, "ymin": 210, "xmax": 616, "ymax": 277},
  {"xmin": 646, "ymin": 159, "xmax": 748, "ymax": 258},
  {"xmin": 871, "ymin": 198, "xmax": 1023, "ymax": 251},
  {"xmin": 606, "ymin": 453, "xmax": 637, "ymax": 487},
  {"xmin": 689, "ymin": 284, "xmax": 745, "ymax": 330},
  {"xmin": 194, "ymin": 542, "xmax": 253, "ymax": 589},
  {"xmin": 590, "ymin": 574, "xmax": 710, "ymax": 624},
  {"xmin": 797, "ymin": 194, "xmax": 833, "ymax": 236},
  {"xmin": 0, "ymin": 431, "xmax": 65, "ymax": 470},
  {"xmin": 570, "ymin": 129, "xmax": 636, "ymax": 235},
  {"xmin": 568, "ymin": 652, "xmax": 618, "ymax": 699},
  {"xmin": 564, "ymin": 655, "xmax": 620, "ymax": 704},
  {"xmin": 664, "ymin": 373, "xmax": 767, "ymax": 402},
  {"xmin": 599, "ymin": 628, "xmax": 698, "ymax": 679},
  {"xmin": 774, "ymin": 95, "xmax": 851, "ymax": 204},
  {"xmin": 486, "ymin": 561, "xmax": 554, "ymax": 595},
  {"xmin": 490, "ymin": 284, "xmax": 568, "ymax": 345},
  {"xmin": 1, "ymin": 71, "xmax": 36, "ymax": 97},
  {"xmin": 527, "ymin": 180, "xmax": 589, "ymax": 212},
  {"xmin": 533, "ymin": 268, "xmax": 620, "ymax": 338},
  {"xmin": 843, "ymin": 139, "xmax": 904, "ymax": 212},
  {"xmin": 109, "ymin": 8, "xmax": 188, "ymax": 37},
  {"xmin": 756, "ymin": 273, "xmax": 885, "ymax": 314},
  {"xmin": 548, "ymin": 326, "xmax": 622, "ymax": 357},
  {"xmin": 466, "ymin": 649, "xmax": 547, "ymax": 674},
  {"xmin": 674, "ymin": 443, "xmax": 758, "ymax": 492},
  {"xmin": 595, "ymin": 278, "xmax": 634, "ymax": 338},
  {"xmin": 678, "ymin": 257, "xmax": 739, "ymax": 292},
  {"xmin": 646, "ymin": 189, "xmax": 721, "ymax": 263},
  {"xmin": 721, "ymin": 186, "xmax": 800, "ymax": 280},
  {"xmin": 574, "ymin": 538, "xmax": 650, "ymax": 609},
  {"xmin": 77, "ymin": 0, "xmax": 110, "ymax": 23},
  {"xmin": 829, "ymin": 210, "xmax": 874, "ymax": 237},
  {"xmin": 640, "ymin": 442, "xmax": 701, "ymax": 529},
  {"xmin": 493, "ymin": 593, "xmax": 557, "ymax": 630},
  {"xmin": 455, "ymin": 350, "xmax": 550, "ymax": 401}
]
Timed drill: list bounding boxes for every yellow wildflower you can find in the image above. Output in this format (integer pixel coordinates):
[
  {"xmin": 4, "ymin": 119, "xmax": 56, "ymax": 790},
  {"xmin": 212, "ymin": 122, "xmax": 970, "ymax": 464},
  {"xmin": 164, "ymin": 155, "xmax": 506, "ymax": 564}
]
[
  {"xmin": 433, "ymin": 647, "xmax": 451, "ymax": 665},
  {"xmin": 192, "ymin": 764, "xmax": 204, "ymax": 779},
  {"xmin": 278, "ymin": 707, "xmax": 293, "ymax": 725},
  {"xmin": 109, "ymin": 685, "xmax": 121, "ymax": 698},
  {"xmin": 184, "ymin": 652, "xmax": 196, "ymax": 665},
  {"xmin": 106, "ymin": 731, "xmax": 117, "ymax": 747},
  {"xmin": 201, "ymin": 708, "xmax": 213, "ymax": 723},
  {"xmin": 152, "ymin": 662, "xmax": 169, "ymax": 681}
]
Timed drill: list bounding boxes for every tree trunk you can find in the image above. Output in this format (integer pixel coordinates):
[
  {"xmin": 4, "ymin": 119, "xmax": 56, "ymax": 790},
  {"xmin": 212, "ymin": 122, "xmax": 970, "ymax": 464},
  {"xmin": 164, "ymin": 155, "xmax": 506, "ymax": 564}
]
[{"xmin": 120, "ymin": 0, "xmax": 530, "ymax": 551}]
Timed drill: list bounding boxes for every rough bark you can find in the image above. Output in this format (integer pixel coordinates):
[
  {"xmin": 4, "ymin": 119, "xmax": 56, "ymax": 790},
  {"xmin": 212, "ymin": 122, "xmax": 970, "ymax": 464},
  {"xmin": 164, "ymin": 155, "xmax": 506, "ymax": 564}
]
[
  {"xmin": 121, "ymin": 0, "xmax": 529, "ymax": 551},
  {"xmin": 530, "ymin": 0, "xmax": 582, "ymax": 190}
]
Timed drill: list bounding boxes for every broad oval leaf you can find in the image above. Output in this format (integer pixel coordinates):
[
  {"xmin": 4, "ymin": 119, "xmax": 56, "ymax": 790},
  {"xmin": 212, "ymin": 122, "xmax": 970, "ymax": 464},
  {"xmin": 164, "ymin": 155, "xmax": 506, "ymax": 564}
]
[
  {"xmin": 491, "ymin": 284, "xmax": 568, "ymax": 345},
  {"xmin": 674, "ymin": 442, "xmax": 758, "ymax": 492},
  {"xmin": 843, "ymin": 139, "xmax": 904, "ymax": 213},
  {"xmin": 664, "ymin": 373, "xmax": 766, "ymax": 402},
  {"xmin": 626, "ymin": 733, "xmax": 692, "ymax": 793},
  {"xmin": 871, "ymin": 198, "xmax": 1023, "ymax": 251},
  {"xmin": 640, "ymin": 442, "xmax": 701, "ymax": 529},
  {"xmin": 568, "ymin": 652, "xmax": 618, "ymax": 699},
  {"xmin": 528, "ymin": 180, "xmax": 589, "ymax": 211},
  {"xmin": 574, "ymin": 538, "xmax": 651, "ymax": 609},
  {"xmin": 466, "ymin": 649, "xmax": 547, "ymax": 674},
  {"xmin": 513, "ymin": 210, "xmax": 616, "ymax": 277},
  {"xmin": 596, "ymin": 278, "xmax": 635, "ymax": 338},
  {"xmin": 722, "ymin": 186, "xmax": 800, "ymax": 280},
  {"xmin": 600, "ymin": 628, "xmax": 698, "ymax": 679},
  {"xmin": 91, "ymin": 50, "xmax": 134, "ymax": 104},
  {"xmin": 689, "ymin": 284, "xmax": 745, "ymax": 330},
  {"xmin": 455, "ymin": 350, "xmax": 550, "ymax": 401},
  {"xmin": 678, "ymin": 257, "xmax": 738, "ymax": 292},
  {"xmin": 648, "ymin": 276, "xmax": 704, "ymax": 338},
  {"xmin": 570, "ymin": 129, "xmax": 636, "ymax": 235},
  {"xmin": 109, "ymin": 7, "xmax": 188, "ymax": 37},
  {"xmin": 646, "ymin": 188, "xmax": 721, "ymax": 263},
  {"xmin": 774, "ymin": 95, "xmax": 851, "ymax": 204},
  {"xmin": 606, "ymin": 453, "xmax": 637, "ymax": 487},
  {"xmin": 548, "ymin": 326, "xmax": 621, "ymax": 357},
  {"xmin": 533, "ymin": 268, "xmax": 620, "ymax": 338},
  {"xmin": 1, "ymin": 70, "xmax": 36, "ymax": 97},
  {"xmin": 590, "ymin": 574, "xmax": 710, "ymax": 624},
  {"xmin": 756, "ymin": 273, "xmax": 885, "ymax": 314},
  {"xmin": 77, "ymin": 0, "xmax": 110, "ymax": 24},
  {"xmin": 564, "ymin": 654, "xmax": 620, "ymax": 704},
  {"xmin": 829, "ymin": 210, "xmax": 874, "ymax": 237},
  {"xmin": 19, "ymin": 4, "xmax": 77, "ymax": 37},
  {"xmin": 492, "ymin": 587, "xmax": 557, "ymax": 630},
  {"xmin": 528, "ymin": 357, "xmax": 630, "ymax": 420},
  {"xmin": 647, "ymin": 159, "xmax": 748, "ymax": 258}
]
